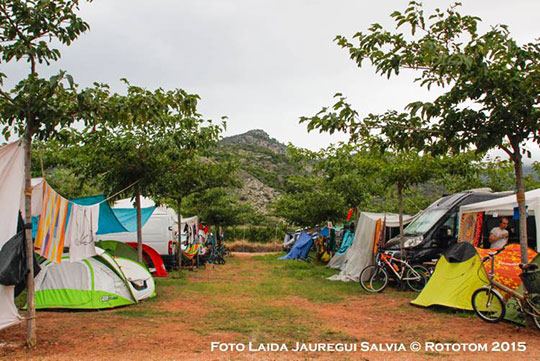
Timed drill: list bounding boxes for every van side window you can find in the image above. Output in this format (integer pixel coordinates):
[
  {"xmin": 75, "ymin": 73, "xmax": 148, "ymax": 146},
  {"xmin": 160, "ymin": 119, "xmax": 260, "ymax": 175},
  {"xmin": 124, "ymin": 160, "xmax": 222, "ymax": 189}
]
[{"xmin": 441, "ymin": 212, "xmax": 457, "ymax": 238}]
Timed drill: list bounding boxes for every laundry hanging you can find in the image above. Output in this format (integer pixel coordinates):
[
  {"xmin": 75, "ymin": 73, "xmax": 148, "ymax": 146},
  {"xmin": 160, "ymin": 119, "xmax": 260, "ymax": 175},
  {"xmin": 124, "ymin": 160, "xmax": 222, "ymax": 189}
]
[
  {"xmin": 66, "ymin": 202, "xmax": 99, "ymax": 262},
  {"xmin": 34, "ymin": 183, "xmax": 71, "ymax": 263}
]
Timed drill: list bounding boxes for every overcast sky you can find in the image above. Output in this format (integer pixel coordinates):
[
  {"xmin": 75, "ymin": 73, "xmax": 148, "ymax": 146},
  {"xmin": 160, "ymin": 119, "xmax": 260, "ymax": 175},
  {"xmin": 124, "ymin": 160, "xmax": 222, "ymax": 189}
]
[{"xmin": 3, "ymin": 0, "xmax": 540, "ymax": 159}]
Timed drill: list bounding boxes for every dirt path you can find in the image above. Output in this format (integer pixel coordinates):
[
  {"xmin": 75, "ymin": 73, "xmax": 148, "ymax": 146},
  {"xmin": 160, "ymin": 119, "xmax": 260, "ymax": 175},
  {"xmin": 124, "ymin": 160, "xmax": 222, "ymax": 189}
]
[{"xmin": 1, "ymin": 255, "xmax": 539, "ymax": 361}]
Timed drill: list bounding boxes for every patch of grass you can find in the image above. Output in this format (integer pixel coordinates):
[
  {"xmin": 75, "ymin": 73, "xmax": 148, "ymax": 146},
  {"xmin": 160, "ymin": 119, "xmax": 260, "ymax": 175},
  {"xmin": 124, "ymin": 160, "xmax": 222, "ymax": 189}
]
[
  {"xmin": 114, "ymin": 307, "xmax": 185, "ymax": 319},
  {"xmin": 317, "ymin": 328, "xmax": 358, "ymax": 342},
  {"xmin": 425, "ymin": 306, "xmax": 475, "ymax": 319},
  {"xmin": 199, "ymin": 304, "xmax": 314, "ymax": 343},
  {"xmin": 250, "ymin": 256, "xmax": 366, "ymax": 303}
]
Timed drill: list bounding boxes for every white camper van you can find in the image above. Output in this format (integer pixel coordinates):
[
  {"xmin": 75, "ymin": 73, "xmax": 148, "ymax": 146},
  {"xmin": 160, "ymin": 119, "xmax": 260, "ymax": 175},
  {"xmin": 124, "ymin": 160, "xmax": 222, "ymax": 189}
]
[{"xmin": 96, "ymin": 197, "xmax": 177, "ymax": 268}]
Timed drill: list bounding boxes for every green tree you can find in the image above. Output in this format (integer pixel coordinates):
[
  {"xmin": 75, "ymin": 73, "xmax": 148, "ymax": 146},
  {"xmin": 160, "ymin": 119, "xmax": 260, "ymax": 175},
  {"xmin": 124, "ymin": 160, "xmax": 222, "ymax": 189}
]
[
  {"xmin": 333, "ymin": 1, "xmax": 540, "ymax": 262},
  {"xmin": 0, "ymin": 0, "xmax": 90, "ymax": 345},
  {"xmin": 74, "ymin": 81, "xmax": 203, "ymax": 263},
  {"xmin": 272, "ymin": 175, "xmax": 347, "ymax": 227},
  {"xmin": 302, "ymin": 107, "xmax": 446, "ymax": 248},
  {"xmin": 313, "ymin": 143, "xmax": 386, "ymax": 212},
  {"xmin": 184, "ymin": 187, "xmax": 254, "ymax": 229},
  {"xmin": 151, "ymin": 149, "xmax": 238, "ymax": 268}
]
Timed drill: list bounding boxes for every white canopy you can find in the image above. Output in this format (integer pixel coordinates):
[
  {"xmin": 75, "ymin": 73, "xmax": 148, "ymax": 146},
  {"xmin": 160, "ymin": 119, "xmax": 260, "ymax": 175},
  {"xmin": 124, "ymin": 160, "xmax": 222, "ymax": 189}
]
[
  {"xmin": 459, "ymin": 189, "xmax": 540, "ymax": 251},
  {"xmin": 328, "ymin": 212, "xmax": 416, "ymax": 282}
]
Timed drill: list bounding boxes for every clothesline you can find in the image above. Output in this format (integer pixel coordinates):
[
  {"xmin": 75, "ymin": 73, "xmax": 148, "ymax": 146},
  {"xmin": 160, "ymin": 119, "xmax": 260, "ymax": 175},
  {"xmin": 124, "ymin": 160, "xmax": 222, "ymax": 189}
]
[{"xmin": 97, "ymin": 179, "xmax": 142, "ymax": 205}]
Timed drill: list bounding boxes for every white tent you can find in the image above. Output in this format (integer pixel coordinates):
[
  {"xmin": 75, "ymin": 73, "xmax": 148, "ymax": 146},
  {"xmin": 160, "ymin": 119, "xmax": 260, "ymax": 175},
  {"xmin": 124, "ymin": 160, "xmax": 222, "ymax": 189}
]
[
  {"xmin": 459, "ymin": 189, "xmax": 540, "ymax": 251},
  {"xmin": 0, "ymin": 141, "xmax": 24, "ymax": 331},
  {"xmin": 328, "ymin": 212, "xmax": 414, "ymax": 282}
]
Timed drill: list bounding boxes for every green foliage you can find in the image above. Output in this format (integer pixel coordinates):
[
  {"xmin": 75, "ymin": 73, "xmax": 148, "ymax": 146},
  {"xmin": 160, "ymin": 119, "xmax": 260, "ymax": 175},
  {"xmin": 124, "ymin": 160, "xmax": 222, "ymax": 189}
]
[
  {"xmin": 0, "ymin": 72, "xmax": 79, "ymax": 140},
  {"xmin": 183, "ymin": 187, "xmax": 253, "ymax": 227},
  {"xmin": 0, "ymin": 0, "xmax": 90, "ymax": 69},
  {"xmin": 225, "ymin": 225, "xmax": 289, "ymax": 243},
  {"xmin": 272, "ymin": 175, "xmax": 347, "ymax": 227},
  {"xmin": 153, "ymin": 153, "xmax": 237, "ymax": 203},
  {"xmin": 320, "ymin": 1, "xmax": 540, "ymax": 260},
  {"xmin": 0, "ymin": 1, "xmax": 91, "ymax": 140},
  {"xmin": 73, "ymin": 81, "xmax": 215, "ymax": 202},
  {"xmin": 74, "ymin": 128, "xmax": 165, "ymax": 199}
]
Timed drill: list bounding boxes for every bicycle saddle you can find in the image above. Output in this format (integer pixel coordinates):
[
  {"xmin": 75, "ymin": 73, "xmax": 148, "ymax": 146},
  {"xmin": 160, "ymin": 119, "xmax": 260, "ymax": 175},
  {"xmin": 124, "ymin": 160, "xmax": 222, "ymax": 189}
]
[{"xmin": 520, "ymin": 263, "xmax": 539, "ymax": 271}]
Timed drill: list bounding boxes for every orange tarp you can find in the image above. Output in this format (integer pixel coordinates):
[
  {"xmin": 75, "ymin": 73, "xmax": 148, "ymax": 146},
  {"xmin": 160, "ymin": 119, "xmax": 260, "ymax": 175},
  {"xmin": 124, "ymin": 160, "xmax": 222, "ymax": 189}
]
[{"xmin": 476, "ymin": 244, "xmax": 537, "ymax": 292}]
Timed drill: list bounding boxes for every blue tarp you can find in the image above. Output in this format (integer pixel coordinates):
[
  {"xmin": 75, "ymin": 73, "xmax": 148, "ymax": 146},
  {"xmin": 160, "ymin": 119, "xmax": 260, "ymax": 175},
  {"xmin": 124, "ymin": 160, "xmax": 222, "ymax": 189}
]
[
  {"xmin": 279, "ymin": 231, "xmax": 313, "ymax": 260},
  {"xmin": 71, "ymin": 195, "xmax": 128, "ymax": 235},
  {"xmin": 336, "ymin": 230, "xmax": 354, "ymax": 255},
  {"xmin": 319, "ymin": 227, "xmax": 330, "ymax": 238},
  {"xmin": 112, "ymin": 207, "xmax": 156, "ymax": 233}
]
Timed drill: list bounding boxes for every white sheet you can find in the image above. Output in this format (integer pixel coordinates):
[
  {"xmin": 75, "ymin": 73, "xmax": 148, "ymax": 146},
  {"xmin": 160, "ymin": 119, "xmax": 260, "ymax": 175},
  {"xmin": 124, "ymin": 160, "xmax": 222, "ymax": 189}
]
[
  {"xmin": 0, "ymin": 141, "xmax": 25, "ymax": 331},
  {"xmin": 67, "ymin": 203, "xmax": 99, "ymax": 262}
]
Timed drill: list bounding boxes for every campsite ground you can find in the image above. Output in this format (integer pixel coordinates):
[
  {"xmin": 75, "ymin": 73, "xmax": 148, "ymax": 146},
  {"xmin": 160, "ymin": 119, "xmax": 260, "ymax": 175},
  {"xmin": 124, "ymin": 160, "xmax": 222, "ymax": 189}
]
[{"xmin": 1, "ymin": 253, "xmax": 539, "ymax": 361}]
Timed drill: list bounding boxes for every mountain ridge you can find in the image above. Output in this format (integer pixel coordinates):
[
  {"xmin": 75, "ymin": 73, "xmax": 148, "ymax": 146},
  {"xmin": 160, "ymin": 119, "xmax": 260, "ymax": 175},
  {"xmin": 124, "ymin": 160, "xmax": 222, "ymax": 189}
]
[{"xmin": 218, "ymin": 129, "xmax": 294, "ymax": 213}]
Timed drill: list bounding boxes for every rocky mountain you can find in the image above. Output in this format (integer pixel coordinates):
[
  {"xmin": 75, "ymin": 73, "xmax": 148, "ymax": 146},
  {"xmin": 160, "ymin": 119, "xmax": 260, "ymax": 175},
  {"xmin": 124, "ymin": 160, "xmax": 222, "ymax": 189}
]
[{"xmin": 219, "ymin": 129, "xmax": 297, "ymax": 213}]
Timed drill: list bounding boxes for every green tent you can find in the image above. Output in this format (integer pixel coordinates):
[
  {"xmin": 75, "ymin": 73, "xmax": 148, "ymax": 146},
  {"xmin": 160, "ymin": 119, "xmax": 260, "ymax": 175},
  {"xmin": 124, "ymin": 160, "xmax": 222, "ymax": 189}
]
[
  {"xmin": 34, "ymin": 252, "xmax": 138, "ymax": 309},
  {"xmin": 96, "ymin": 240, "xmax": 142, "ymax": 264}
]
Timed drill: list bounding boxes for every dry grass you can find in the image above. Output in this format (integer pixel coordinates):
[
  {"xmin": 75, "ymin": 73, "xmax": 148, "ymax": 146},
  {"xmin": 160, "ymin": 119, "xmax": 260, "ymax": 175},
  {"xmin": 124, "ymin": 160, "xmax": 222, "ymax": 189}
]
[{"xmin": 224, "ymin": 239, "xmax": 282, "ymax": 252}]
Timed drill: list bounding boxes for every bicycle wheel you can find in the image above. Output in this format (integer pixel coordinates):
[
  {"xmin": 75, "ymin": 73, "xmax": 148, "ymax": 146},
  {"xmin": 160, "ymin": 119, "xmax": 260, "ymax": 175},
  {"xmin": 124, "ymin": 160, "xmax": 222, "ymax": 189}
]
[
  {"xmin": 406, "ymin": 264, "xmax": 429, "ymax": 292},
  {"xmin": 471, "ymin": 287, "xmax": 506, "ymax": 323},
  {"xmin": 527, "ymin": 294, "xmax": 540, "ymax": 330},
  {"xmin": 359, "ymin": 265, "xmax": 388, "ymax": 293}
]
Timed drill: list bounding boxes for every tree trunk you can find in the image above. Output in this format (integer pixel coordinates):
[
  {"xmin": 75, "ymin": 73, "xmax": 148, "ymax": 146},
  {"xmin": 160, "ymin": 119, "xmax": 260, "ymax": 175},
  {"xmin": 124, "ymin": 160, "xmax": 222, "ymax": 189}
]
[
  {"xmin": 512, "ymin": 149, "xmax": 529, "ymax": 264},
  {"xmin": 135, "ymin": 184, "xmax": 143, "ymax": 264},
  {"xmin": 177, "ymin": 198, "xmax": 182, "ymax": 269},
  {"xmin": 24, "ymin": 128, "xmax": 36, "ymax": 346},
  {"xmin": 397, "ymin": 183, "xmax": 404, "ymax": 252}
]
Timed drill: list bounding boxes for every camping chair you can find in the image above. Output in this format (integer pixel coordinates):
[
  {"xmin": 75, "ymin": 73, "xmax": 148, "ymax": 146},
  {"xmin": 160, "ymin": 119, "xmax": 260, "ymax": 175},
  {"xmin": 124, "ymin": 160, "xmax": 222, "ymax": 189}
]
[{"xmin": 182, "ymin": 243, "xmax": 200, "ymax": 270}]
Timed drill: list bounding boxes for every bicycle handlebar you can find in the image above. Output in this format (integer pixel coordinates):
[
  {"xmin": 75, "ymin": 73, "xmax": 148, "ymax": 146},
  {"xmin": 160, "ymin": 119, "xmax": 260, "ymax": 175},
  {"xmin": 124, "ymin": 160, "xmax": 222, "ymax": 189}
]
[
  {"xmin": 488, "ymin": 244, "xmax": 507, "ymax": 257},
  {"xmin": 481, "ymin": 245, "xmax": 507, "ymax": 263}
]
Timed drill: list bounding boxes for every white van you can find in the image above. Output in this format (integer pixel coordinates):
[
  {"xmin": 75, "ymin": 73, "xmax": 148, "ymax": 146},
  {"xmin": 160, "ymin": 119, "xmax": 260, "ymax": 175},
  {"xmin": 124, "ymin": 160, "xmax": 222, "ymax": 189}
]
[{"xmin": 96, "ymin": 198, "xmax": 177, "ymax": 268}]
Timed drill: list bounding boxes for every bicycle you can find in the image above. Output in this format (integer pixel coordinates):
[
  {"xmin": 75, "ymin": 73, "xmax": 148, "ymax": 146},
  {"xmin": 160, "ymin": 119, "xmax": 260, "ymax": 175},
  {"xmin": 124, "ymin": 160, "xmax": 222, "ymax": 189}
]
[
  {"xmin": 359, "ymin": 250, "xmax": 430, "ymax": 293},
  {"xmin": 471, "ymin": 246, "xmax": 540, "ymax": 329}
]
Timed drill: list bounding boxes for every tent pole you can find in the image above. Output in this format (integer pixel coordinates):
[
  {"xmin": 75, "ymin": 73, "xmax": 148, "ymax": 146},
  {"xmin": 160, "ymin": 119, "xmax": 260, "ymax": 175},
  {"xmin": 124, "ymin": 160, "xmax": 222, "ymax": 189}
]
[{"xmin": 135, "ymin": 184, "xmax": 143, "ymax": 264}]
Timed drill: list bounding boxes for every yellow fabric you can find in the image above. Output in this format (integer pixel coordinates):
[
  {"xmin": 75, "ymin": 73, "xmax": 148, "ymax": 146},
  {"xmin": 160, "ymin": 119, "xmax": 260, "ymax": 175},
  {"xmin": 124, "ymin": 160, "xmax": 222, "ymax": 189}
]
[{"xmin": 411, "ymin": 254, "xmax": 489, "ymax": 310}]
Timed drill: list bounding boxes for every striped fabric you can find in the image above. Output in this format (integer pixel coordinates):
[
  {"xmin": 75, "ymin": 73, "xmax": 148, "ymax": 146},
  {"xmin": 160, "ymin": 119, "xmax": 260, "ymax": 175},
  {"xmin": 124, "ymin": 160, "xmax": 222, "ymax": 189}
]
[
  {"xmin": 34, "ymin": 183, "xmax": 71, "ymax": 263},
  {"xmin": 183, "ymin": 244, "xmax": 200, "ymax": 260}
]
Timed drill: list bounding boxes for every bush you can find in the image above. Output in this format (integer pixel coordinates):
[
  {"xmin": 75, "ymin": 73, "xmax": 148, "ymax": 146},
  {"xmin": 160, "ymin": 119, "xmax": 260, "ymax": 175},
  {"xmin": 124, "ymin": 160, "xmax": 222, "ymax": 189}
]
[
  {"xmin": 225, "ymin": 225, "xmax": 289, "ymax": 243},
  {"xmin": 224, "ymin": 240, "xmax": 281, "ymax": 252}
]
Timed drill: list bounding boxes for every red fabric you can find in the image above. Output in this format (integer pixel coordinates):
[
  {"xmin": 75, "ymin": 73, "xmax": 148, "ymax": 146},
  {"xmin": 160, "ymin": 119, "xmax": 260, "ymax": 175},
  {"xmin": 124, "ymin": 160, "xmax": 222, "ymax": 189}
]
[
  {"xmin": 346, "ymin": 208, "xmax": 354, "ymax": 221},
  {"xmin": 476, "ymin": 244, "xmax": 537, "ymax": 292},
  {"xmin": 126, "ymin": 242, "xmax": 168, "ymax": 277}
]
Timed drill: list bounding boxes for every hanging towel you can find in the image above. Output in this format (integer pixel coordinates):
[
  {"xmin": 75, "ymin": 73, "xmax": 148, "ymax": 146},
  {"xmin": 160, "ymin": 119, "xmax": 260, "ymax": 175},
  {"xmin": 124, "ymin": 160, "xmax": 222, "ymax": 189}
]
[
  {"xmin": 34, "ymin": 183, "xmax": 71, "ymax": 263},
  {"xmin": 67, "ymin": 203, "xmax": 99, "ymax": 262}
]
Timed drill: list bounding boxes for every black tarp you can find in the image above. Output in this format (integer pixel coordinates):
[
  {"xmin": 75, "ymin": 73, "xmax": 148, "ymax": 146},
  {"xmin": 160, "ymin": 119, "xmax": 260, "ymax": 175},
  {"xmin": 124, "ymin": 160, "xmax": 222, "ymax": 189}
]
[
  {"xmin": 443, "ymin": 242, "xmax": 477, "ymax": 263},
  {"xmin": 0, "ymin": 215, "xmax": 40, "ymax": 296}
]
